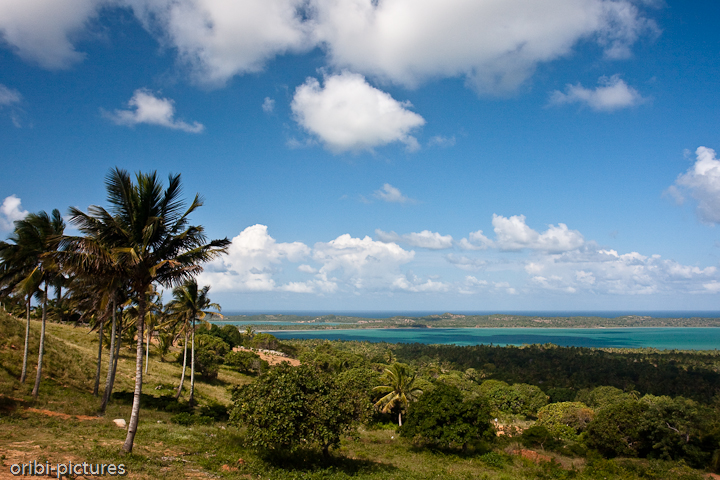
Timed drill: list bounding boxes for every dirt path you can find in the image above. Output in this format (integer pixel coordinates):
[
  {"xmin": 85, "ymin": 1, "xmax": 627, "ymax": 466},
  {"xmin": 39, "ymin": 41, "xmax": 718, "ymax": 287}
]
[{"xmin": 234, "ymin": 347, "xmax": 301, "ymax": 366}]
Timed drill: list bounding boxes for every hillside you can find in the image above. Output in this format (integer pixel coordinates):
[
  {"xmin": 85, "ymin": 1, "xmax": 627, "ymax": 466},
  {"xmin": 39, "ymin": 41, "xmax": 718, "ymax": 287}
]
[{"xmin": 0, "ymin": 310, "xmax": 714, "ymax": 480}]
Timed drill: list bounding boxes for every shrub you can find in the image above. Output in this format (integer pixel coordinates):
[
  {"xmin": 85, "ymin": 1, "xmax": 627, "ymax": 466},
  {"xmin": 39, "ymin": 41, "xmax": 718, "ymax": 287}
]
[
  {"xmin": 224, "ymin": 350, "xmax": 266, "ymax": 374},
  {"xmin": 536, "ymin": 402, "xmax": 594, "ymax": 439},
  {"xmin": 400, "ymin": 383, "xmax": 493, "ymax": 451},
  {"xmin": 478, "ymin": 380, "xmax": 548, "ymax": 418},
  {"xmin": 230, "ymin": 363, "xmax": 364, "ymax": 456}
]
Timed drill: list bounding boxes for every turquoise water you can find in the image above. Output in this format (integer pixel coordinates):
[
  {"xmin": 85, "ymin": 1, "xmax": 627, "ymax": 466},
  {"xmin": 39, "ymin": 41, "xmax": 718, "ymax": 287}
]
[
  {"xmin": 215, "ymin": 320, "xmax": 351, "ymax": 326},
  {"xmin": 270, "ymin": 327, "xmax": 720, "ymax": 351}
]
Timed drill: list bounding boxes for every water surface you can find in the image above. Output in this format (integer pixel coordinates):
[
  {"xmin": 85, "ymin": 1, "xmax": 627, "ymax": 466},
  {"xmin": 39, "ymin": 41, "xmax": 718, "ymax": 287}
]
[{"xmin": 270, "ymin": 327, "xmax": 720, "ymax": 350}]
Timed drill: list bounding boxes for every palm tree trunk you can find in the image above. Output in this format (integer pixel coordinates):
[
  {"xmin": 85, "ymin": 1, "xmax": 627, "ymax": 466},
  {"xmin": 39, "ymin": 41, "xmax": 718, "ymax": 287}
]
[
  {"xmin": 32, "ymin": 282, "xmax": 48, "ymax": 399},
  {"xmin": 101, "ymin": 303, "xmax": 119, "ymax": 413},
  {"xmin": 144, "ymin": 321, "xmax": 150, "ymax": 375},
  {"xmin": 123, "ymin": 295, "xmax": 146, "ymax": 453},
  {"xmin": 20, "ymin": 296, "xmax": 30, "ymax": 383},
  {"xmin": 189, "ymin": 317, "xmax": 196, "ymax": 406},
  {"xmin": 398, "ymin": 412, "xmax": 402, "ymax": 427},
  {"xmin": 93, "ymin": 318, "xmax": 104, "ymax": 396},
  {"xmin": 176, "ymin": 328, "xmax": 188, "ymax": 399}
]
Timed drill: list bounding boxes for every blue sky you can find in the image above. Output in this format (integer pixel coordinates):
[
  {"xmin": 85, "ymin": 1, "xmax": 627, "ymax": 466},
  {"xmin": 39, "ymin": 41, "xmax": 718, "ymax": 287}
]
[{"xmin": 1, "ymin": 0, "xmax": 720, "ymax": 312}]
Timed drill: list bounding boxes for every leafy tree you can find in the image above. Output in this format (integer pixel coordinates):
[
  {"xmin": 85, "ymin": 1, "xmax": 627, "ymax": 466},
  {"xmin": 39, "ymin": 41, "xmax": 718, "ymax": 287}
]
[
  {"xmin": 231, "ymin": 363, "xmax": 362, "ymax": 457},
  {"xmin": 585, "ymin": 400, "xmax": 649, "ymax": 457},
  {"xmin": 224, "ymin": 350, "xmax": 267, "ymax": 374},
  {"xmin": 576, "ymin": 386, "xmax": 635, "ymax": 409},
  {"xmin": 206, "ymin": 323, "xmax": 243, "ymax": 349},
  {"xmin": 373, "ymin": 362, "xmax": 423, "ymax": 426},
  {"xmin": 478, "ymin": 380, "xmax": 548, "ymax": 418},
  {"xmin": 639, "ymin": 394, "xmax": 712, "ymax": 466},
  {"xmin": 536, "ymin": 402, "xmax": 594, "ymax": 439},
  {"xmin": 67, "ymin": 168, "xmax": 229, "ymax": 453},
  {"xmin": 194, "ymin": 334, "xmax": 230, "ymax": 379},
  {"xmin": 400, "ymin": 383, "xmax": 493, "ymax": 451}
]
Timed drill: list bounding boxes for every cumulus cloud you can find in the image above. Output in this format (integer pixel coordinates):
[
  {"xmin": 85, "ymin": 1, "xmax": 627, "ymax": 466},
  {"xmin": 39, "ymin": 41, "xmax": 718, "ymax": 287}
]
[
  {"xmin": 312, "ymin": 234, "xmax": 417, "ymax": 291},
  {"xmin": 522, "ymin": 247, "xmax": 718, "ymax": 296},
  {"xmin": 312, "ymin": 0, "xmax": 657, "ymax": 93},
  {"xmin": 0, "ymin": 195, "xmax": 28, "ymax": 231},
  {"xmin": 376, "ymin": 229, "xmax": 453, "ymax": 249},
  {"xmin": 291, "ymin": 72, "xmax": 425, "ymax": 152},
  {"xmin": 373, "ymin": 184, "xmax": 413, "ymax": 204},
  {"xmin": 458, "ymin": 230, "xmax": 493, "ymax": 250},
  {"xmin": 492, "ymin": 214, "xmax": 584, "ymax": 253},
  {"xmin": 125, "ymin": 0, "xmax": 312, "ymax": 85},
  {"xmin": 0, "ymin": 84, "xmax": 21, "ymax": 106},
  {"xmin": 1, "ymin": 0, "xmax": 656, "ymax": 93},
  {"xmin": 668, "ymin": 146, "xmax": 720, "ymax": 224},
  {"xmin": 198, "ymin": 224, "xmax": 309, "ymax": 292},
  {"xmin": 262, "ymin": 97, "xmax": 275, "ymax": 113},
  {"xmin": 549, "ymin": 75, "xmax": 645, "ymax": 111},
  {"xmin": 104, "ymin": 89, "xmax": 204, "ymax": 133},
  {"xmin": 0, "ymin": 0, "xmax": 102, "ymax": 69}
]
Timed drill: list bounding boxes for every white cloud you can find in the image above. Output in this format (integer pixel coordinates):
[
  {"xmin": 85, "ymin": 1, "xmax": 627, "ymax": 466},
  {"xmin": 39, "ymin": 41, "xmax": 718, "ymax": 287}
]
[
  {"xmin": 0, "ymin": 0, "xmax": 102, "ymax": 69},
  {"xmin": 262, "ymin": 97, "xmax": 275, "ymax": 113},
  {"xmin": 522, "ymin": 246, "xmax": 719, "ymax": 295},
  {"xmin": 198, "ymin": 224, "xmax": 309, "ymax": 292},
  {"xmin": 0, "ymin": 84, "xmax": 21, "ymax": 106},
  {"xmin": 1, "ymin": 0, "xmax": 656, "ymax": 95},
  {"xmin": 298, "ymin": 264, "xmax": 318, "ymax": 274},
  {"xmin": 492, "ymin": 214, "xmax": 584, "ymax": 253},
  {"xmin": 312, "ymin": 0, "xmax": 656, "ymax": 93},
  {"xmin": 104, "ymin": 89, "xmax": 204, "ymax": 133},
  {"xmin": 459, "ymin": 230, "xmax": 493, "ymax": 250},
  {"xmin": 312, "ymin": 234, "xmax": 415, "ymax": 291},
  {"xmin": 376, "ymin": 229, "xmax": 453, "ymax": 249},
  {"xmin": 290, "ymin": 72, "xmax": 425, "ymax": 153},
  {"xmin": 125, "ymin": 0, "xmax": 312, "ymax": 86},
  {"xmin": 549, "ymin": 75, "xmax": 645, "ymax": 111},
  {"xmin": 669, "ymin": 146, "xmax": 720, "ymax": 224},
  {"xmin": 0, "ymin": 195, "xmax": 28, "ymax": 231},
  {"xmin": 373, "ymin": 183, "xmax": 413, "ymax": 204}
]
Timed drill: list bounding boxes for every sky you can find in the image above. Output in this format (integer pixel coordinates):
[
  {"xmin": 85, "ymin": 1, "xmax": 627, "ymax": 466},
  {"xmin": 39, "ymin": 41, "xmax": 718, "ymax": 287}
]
[{"xmin": 1, "ymin": 0, "xmax": 720, "ymax": 313}]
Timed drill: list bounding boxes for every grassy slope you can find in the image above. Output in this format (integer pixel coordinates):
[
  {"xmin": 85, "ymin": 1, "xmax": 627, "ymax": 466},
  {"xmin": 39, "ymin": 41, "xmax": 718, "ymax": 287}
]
[{"xmin": 0, "ymin": 310, "xmax": 708, "ymax": 480}]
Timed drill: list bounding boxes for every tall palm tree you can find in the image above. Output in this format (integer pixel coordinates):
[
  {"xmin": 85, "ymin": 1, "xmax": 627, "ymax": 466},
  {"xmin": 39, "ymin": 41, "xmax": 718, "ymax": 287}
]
[
  {"xmin": 373, "ymin": 362, "xmax": 423, "ymax": 427},
  {"xmin": 0, "ymin": 209, "xmax": 64, "ymax": 397},
  {"xmin": 167, "ymin": 278, "xmax": 221, "ymax": 405},
  {"xmin": 66, "ymin": 168, "xmax": 229, "ymax": 453},
  {"xmin": 0, "ymin": 230, "xmax": 39, "ymax": 384}
]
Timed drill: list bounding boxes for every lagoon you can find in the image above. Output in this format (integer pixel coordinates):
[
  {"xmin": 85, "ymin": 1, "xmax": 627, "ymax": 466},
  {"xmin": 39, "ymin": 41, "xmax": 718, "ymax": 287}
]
[{"xmin": 270, "ymin": 327, "xmax": 720, "ymax": 351}]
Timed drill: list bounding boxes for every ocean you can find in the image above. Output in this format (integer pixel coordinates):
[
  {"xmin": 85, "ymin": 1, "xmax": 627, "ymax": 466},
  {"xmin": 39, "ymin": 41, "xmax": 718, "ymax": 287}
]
[{"xmin": 269, "ymin": 327, "xmax": 720, "ymax": 351}]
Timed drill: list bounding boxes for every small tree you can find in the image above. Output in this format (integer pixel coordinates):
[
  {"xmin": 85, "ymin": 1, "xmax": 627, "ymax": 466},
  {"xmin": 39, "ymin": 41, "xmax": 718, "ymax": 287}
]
[
  {"xmin": 400, "ymin": 383, "xmax": 493, "ymax": 451},
  {"xmin": 231, "ymin": 363, "xmax": 362, "ymax": 457},
  {"xmin": 536, "ymin": 402, "xmax": 594, "ymax": 440}
]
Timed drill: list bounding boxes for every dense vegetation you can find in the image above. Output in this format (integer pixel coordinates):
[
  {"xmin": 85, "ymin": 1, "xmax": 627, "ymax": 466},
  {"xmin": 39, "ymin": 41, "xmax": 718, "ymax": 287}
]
[{"xmin": 2, "ymin": 309, "xmax": 720, "ymax": 479}]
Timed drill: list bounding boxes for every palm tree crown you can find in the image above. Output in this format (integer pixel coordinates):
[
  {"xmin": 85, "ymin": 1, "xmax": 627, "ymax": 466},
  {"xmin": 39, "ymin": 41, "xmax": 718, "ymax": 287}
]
[{"xmin": 373, "ymin": 362, "xmax": 423, "ymax": 427}]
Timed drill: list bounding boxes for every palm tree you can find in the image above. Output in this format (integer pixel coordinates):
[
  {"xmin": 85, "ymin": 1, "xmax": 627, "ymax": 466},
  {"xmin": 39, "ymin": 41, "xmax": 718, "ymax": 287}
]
[
  {"xmin": 373, "ymin": 363, "xmax": 423, "ymax": 427},
  {"xmin": 0, "ymin": 229, "xmax": 39, "ymax": 384},
  {"xmin": 167, "ymin": 278, "xmax": 222, "ymax": 405},
  {"xmin": 0, "ymin": 209, "xmax": 64, "ymax": 397},
  {"xmin": 66, "ymin": 168, "xmax": 229, "ymax": 453}
]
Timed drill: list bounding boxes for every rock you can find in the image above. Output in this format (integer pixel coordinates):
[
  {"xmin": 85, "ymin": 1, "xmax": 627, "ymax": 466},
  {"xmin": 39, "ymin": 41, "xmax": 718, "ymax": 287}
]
[
  {"xmin": 237, "ymin": 458, "xmax": 245, "ymax": 465},
  {"xmin": 113, "ymin": 419, "xmax": 127, "ymax": 428}
]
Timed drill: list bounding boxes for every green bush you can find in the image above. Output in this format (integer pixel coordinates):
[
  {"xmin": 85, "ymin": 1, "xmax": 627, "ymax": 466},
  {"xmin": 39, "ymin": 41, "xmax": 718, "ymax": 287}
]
[
  {"xmin": 536, "ymin": 401, "xmax": 594, "ymax": 439},
  {"xmin": 224, "ymin": 350, "xmax": 267, "ymax": 374},
  {"xmin": 400, "ymin": 383, "xmax": 493, "ymax": 451},
  {"xmin": 478, "ymin": 379, "xmax": 548, "ymax": 418},
  {"xmin": 230, "ymin": 363, "xmax": 365, "ymax": 456}
]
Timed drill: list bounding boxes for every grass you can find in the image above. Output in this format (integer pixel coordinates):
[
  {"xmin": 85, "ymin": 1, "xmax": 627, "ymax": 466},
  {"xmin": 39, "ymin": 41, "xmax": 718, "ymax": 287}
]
[{"xmin": 0, "ymin": 310, "xmax": 710, "ymax": 480}]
